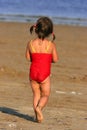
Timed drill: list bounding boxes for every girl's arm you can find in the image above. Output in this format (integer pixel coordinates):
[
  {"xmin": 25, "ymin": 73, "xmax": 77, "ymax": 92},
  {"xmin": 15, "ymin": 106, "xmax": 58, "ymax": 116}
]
[
  {"xmin": 52, "ymin": 43, "xmax": 58, "ymax": 63},
  {"xmin": 25, "ymin": 42, "xmax": 31, "ymax": 61}
]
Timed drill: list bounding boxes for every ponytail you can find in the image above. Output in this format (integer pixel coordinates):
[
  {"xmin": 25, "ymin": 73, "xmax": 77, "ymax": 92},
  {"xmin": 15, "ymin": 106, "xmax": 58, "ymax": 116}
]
[
  {"xmin": 30, "ymin": 24, "xmax": 36, "ymax": 34},
  {"xmin": 52, "ymin": 32, "xmax": 56, "ymax": 41},
  {"xmin": 30, "ymin": 25, "xmax": 34, "ymax": 34}
]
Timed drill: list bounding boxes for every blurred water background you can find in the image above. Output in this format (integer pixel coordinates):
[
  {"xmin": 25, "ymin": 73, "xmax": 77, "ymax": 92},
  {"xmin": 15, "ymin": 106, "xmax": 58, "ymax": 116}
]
[{"xmin": 0, "ymin": 0, "xmax": 87, "ymax": 26}]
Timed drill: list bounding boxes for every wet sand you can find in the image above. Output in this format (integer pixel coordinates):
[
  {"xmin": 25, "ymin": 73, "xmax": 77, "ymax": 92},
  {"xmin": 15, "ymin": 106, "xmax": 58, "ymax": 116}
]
[{"xmin": 0, "ymin": 22, "xmax": 87, "ymax": 130}]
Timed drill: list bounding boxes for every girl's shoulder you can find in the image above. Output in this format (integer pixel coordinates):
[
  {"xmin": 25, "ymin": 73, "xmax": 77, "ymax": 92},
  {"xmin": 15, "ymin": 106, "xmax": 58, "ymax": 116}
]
[
  {"xmin": 48, "ymin": 40, "xmax": 56, "ymax": 48},
  {"xmin": 29, "ymin": 38, "xmax": 38, "ymax": 45},
  {"xmin": 27, "ymin": 39, "xmax": 36, "ymax": 47}
]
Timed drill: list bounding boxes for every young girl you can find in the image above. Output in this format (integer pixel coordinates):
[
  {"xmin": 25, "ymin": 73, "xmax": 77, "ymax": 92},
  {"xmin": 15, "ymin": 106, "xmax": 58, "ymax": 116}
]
[{"xmin": 25, "ymin": 17, "xmax": 58, "ymax": 123}]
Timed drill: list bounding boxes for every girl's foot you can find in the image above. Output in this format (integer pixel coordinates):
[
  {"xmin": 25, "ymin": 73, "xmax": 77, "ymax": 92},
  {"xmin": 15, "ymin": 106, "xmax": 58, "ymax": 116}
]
[{"xmin": 36, "ymin": 106, "xmax": 43, "ymax": 123}]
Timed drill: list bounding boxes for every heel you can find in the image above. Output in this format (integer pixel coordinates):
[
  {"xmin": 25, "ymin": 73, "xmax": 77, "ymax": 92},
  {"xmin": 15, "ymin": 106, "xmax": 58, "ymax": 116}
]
[{"xmin": 36, "ymin": 105, "xmax": 43, "ymax": 123}]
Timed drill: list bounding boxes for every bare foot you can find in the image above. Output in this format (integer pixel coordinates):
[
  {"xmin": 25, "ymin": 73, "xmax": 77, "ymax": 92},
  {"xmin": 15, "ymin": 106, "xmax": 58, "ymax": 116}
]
[{"xmin": 36, "ymin": 106, "xmax": 43, "ymax": 123}]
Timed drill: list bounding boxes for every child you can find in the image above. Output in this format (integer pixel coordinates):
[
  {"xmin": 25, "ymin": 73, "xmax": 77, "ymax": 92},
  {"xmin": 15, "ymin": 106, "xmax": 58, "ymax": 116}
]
[{"xmin": 25, "ymin": 17, "xmax": 58, "ymax": 123}]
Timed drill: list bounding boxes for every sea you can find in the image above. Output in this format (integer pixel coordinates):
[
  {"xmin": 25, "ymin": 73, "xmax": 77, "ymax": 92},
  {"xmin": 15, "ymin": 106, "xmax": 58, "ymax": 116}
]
[{"xmin": 0, "ymin": 0, "xmax": 87, "ymax": 26}]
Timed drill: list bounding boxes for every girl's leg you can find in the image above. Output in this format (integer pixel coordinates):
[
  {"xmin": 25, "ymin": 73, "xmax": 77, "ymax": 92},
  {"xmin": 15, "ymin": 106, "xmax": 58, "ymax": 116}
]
[
  {"xmin": 38, "ymin": 76, "xmax": 51, "ymax": 109},
  {"xmin": 30, "ymin": 80, "xmax": 41, "ymax": 117},
  {"xmin": 36, "ymin": 76, "xmax": 51, "ymax": 122}
]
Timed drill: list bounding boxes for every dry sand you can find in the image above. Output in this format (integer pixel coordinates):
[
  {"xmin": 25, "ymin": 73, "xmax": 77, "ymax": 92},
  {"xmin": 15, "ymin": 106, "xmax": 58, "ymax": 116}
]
[{"xmin": 0, "ymin": 22, "xmax": 87, "ymax": 130}]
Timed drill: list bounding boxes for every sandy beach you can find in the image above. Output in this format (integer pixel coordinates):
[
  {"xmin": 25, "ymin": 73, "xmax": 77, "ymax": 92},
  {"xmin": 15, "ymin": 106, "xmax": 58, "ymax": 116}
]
[{"xmin": 0, "ymin": 22, "xmax": 87, "ymax": 130}]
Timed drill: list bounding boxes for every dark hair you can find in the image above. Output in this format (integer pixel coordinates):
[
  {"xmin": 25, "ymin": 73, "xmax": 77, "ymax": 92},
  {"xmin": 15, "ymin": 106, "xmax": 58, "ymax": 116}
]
[{"xmin": 30, "ymin": 17, "xmax": 55, "ymax": 41}]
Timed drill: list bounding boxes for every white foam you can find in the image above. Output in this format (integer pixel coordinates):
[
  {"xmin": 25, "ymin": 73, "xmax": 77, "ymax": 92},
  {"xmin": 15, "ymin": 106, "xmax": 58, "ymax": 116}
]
[
  {"xmin": 56, "ymin": 90, "xmax": 82, "ymax": 95},
  {"xmin": 56, "ymin": 91, "xmax": 66, "ymax": 94}
]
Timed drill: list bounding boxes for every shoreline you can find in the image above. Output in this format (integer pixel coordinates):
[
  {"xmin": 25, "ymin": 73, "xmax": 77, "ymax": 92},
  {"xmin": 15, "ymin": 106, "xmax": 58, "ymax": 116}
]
[{"xmin": 0, "ymin": 14, "xmax": 87, "ymax": 27}]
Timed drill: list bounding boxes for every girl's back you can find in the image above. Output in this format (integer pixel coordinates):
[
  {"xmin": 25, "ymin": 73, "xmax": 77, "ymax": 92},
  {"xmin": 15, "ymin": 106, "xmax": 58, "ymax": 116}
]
[{"xmin": 29, "ymin": 38, "xmax": 53, "ymax": 54}]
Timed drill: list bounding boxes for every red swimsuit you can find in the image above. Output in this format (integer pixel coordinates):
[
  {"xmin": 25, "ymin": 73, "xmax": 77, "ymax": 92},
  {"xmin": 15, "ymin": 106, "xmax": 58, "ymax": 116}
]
[{"xmin": 30, "ymin": 53, "xmax": 52, "ymax": 82}]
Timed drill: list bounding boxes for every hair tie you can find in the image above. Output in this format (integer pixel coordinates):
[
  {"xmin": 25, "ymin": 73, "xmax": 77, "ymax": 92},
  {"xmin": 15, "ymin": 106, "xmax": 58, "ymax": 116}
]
[
  {"xmin": 33, "ymin": 24, "xmax": 36, "ymax": 28},
  {"xmin": 52, "ymin": 32, "xmax": 54, "ymax": 35}
]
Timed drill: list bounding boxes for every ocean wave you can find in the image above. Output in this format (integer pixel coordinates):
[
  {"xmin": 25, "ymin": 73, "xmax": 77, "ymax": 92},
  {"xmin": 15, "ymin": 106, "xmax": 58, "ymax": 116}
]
[{"xmin": 0, "ymin": 14, "xmax": 87, "ymax": 27}]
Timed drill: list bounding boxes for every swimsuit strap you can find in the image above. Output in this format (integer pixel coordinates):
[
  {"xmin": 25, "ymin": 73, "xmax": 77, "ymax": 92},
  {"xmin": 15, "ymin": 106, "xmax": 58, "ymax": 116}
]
[
  {"xmin": 46, "ymin": 41, "xmax": 51, "ymax": 52},
  {"xmin": 30, "ymin": 40, "xmax": 51, "ymax": 53},
  {"xmin": 30, "ymin": 40, "xmax": 36, "ymax": 53}
]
